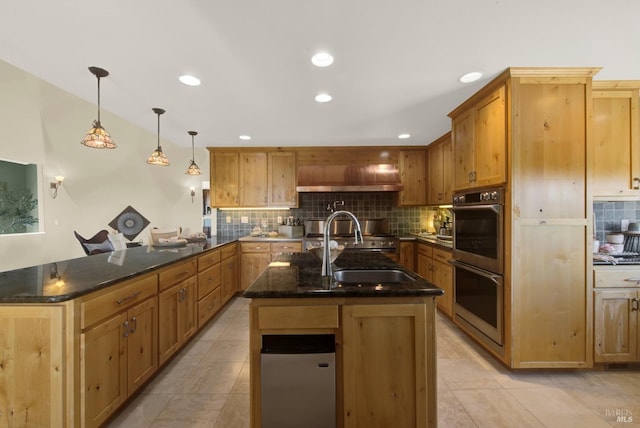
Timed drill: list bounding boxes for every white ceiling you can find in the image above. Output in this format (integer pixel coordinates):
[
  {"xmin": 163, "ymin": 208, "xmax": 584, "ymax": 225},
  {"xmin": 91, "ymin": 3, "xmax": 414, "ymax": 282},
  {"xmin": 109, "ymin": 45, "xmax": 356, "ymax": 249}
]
[{"xmin": 1, "ymin": 0, "xmax": 640, "ymax": 149}]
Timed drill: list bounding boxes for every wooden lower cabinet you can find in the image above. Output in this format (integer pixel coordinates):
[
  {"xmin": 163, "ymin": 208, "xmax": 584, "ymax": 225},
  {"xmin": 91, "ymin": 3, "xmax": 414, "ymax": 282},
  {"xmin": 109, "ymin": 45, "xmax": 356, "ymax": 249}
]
[
  {"xmin": 221, "ymin": 245, "xmax": 238, "ymax": 304},
  {"xmin": 249, "ymin": 298, "xmax": 437, "ymax": 428},
  {"xmin": 398, "ymin": 241, "xmax": 415, "ymax": 270},
  {"xmin": 158, "ymin": 276, "xmax": 197, "ymax": 365},
  {"xmin": 416, "ymin": 242, "xmax": 432, "ymax": 282},
  {"xmin": 593, "ymin": 267, "xmax": 640, "ymax": 363},
  {"xmin": 342, "ymin": 302, "xmax": 435, "ymax": 428},
  {"xmin": 0, "ymin": 305, "xmax": 66, "ymax": 427},
  {"xmin": 241, "ymin": 241, "xmax": 302, "ymax": 290},
  {"xmin": 431, "ymin": 248, "xmax": 453, "ymax": 318},
  {"xmin": 81, "ymin": 296, "xmax": 157, "ymax": 428}
]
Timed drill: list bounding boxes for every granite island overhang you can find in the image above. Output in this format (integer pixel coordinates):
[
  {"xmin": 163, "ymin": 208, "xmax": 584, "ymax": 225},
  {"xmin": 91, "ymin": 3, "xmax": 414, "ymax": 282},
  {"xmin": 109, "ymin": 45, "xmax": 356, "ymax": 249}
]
[{"xmin": 243, "ymin": 251, "xmax": 443, "ymax": 428}]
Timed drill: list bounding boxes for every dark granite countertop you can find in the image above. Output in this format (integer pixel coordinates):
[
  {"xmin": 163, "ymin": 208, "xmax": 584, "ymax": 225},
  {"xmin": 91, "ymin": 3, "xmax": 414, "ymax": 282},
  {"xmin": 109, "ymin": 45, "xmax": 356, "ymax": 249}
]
[
  {"xmin": 243, "ymin": 251, "xmax": 444, "ymax": 298},
  {"xmin": 0, "ymin": 236, "xmax": 239, "ymax": 304}
]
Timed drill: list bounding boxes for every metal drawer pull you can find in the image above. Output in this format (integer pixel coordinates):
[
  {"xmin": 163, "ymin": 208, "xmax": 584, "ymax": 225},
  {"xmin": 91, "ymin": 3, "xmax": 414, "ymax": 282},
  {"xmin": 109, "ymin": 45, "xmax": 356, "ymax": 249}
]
[
  {"xmin": 117, "ymin": 291, "xmax": 141, "ymax": 305},
  {"xmin": 130, "ymin": 316, "xmax": 137, "ymax": 333},
  {"xmin": 123, "ymin": 320, "xmax": 130, "ymax": 338},
  {"xmin": 632, "ymin": 298, "xmax": 639, "ymax": 312},
  {"xmin": 624, "ymin": 278, "xmax": 640, "ymax": 283}
]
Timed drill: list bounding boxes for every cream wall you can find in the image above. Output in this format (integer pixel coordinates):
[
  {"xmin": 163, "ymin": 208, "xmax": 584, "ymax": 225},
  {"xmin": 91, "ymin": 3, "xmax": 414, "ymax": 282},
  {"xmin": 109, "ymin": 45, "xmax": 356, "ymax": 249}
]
[{"xmin": 0, "ymin": 60, "xmax": 210, "ymax": 271}]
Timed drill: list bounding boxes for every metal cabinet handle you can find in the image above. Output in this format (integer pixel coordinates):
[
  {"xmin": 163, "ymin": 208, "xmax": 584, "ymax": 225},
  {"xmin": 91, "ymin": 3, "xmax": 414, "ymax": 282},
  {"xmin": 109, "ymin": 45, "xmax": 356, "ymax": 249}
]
[
  {"xmin": 130, "ymin": 316, "xmax": 137, "ymax": 333},
  {"xmin": 175, "ymin": 270, "xmax": 190, "ymax": 280},
  {"xmin": 117, "ymin": 291, "xmax": 141, "ymax": 305},
  {"xmin": 624, "ymin": 278, "xmax": 640, "ymax": 284},
  {"xmin": 632, "ymin": 298, "xmax": 639, "ymax": 312},
  {"xmin": 633, "ymin": 177, "xmax": 640, "ymax": 190},
  {"xmin": 123, "ymin": 320, "xmax": 130, "ymax": 338}
]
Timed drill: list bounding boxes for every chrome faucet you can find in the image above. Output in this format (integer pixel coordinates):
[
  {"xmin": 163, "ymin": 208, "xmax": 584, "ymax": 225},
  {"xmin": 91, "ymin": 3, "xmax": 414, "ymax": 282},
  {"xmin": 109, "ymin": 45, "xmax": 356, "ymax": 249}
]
[{"xmin": 322, "ymin": 210, "xmax": 363, "ymax": 277}]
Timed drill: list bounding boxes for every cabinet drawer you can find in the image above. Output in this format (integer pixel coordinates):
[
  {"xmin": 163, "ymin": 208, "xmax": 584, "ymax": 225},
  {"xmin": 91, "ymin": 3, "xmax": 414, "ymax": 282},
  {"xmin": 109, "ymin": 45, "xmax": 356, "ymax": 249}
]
[
  {"xmin": 241, "ymin": 242, "xmax": 271, "ymax": 253},
  {"xmin": 417, "ymin": 243, "xmax": 433, "ymax": 258},
  {"xmin": 594, "ymin": 268, "xmax": 640, "ymax": 288},
  {"xmin": 198, "ymin": 264, "xmax": 221, "ymax": 299},
  {"xmin": 220, "ymin": 243, "xmax": 237, "ymax": 259},
  {"xmin": 198, "ymin": 249, "xmax": 221, "ymax": 272},
  {"xmin": 258, "ymin": 305, "xmax": 339, "ymax": 329},
  {"xmin": 81, "ymin": 274, "xmax": 158, "ymax": 329},
  {"xmin": 198, "ymin": 287, "xmax": 221, "ymax": 328},
  {"xmin": 271, "ymin": 241, "xmax": 302, "ymax": 253},
  {"xmin": 159, "ymin": 259, "xmax": 197, "ymax": 291},
  {"xmin": 433, "ymin": 248, "xmax": 451, "ymax": 263}
]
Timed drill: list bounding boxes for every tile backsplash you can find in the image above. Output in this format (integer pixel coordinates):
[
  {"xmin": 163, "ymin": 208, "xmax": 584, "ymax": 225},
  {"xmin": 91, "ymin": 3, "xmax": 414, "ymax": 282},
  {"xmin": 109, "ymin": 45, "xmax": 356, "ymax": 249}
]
[
  {"xmin": 215, "ymin": 192, "xmax": 451, "ymax": 237},
  {"xmin": 593, "ymin": 201, "xmax": 640, "ymax": 242}
]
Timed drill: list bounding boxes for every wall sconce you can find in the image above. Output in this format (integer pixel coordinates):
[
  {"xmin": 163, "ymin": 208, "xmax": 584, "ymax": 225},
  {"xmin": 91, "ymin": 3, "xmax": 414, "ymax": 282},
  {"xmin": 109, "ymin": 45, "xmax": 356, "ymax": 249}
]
[
  {"xmin": 50, "ymin": 176, "xmax": 64, "ymax": 199},
  {"xmin": 190, "ymin": 187, "xmax": 196, "ymax": 203}
]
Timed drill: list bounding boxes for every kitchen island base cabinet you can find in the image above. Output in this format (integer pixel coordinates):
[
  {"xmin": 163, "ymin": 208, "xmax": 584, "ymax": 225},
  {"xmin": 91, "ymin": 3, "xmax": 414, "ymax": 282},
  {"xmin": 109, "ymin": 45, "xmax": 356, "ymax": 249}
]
[
  {"xmin": 0, "ymin": 305, "xmax": 66, "ymax": 427},
  {"xmin": 248, "ymin": 298, "xmax": 437, "ymax": 428}
]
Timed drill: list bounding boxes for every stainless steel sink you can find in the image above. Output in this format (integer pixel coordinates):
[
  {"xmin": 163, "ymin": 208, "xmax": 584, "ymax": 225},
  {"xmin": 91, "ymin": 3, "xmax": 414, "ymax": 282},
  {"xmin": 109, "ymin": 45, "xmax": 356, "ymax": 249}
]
[{"xmin": 332, "ymin": 269, "xmax": 415, "ymax": 283}]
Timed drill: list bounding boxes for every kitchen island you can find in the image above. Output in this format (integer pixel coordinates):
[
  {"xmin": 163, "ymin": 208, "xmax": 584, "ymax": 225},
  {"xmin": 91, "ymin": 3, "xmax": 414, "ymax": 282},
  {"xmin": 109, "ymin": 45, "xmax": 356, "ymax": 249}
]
[
  {"xmin": 0, "ymin": 236, "xmax": 238, "ymax": 427},
  {"xmin": 243, "ymin": 251, "xmax": 443, "ymax": 428}
]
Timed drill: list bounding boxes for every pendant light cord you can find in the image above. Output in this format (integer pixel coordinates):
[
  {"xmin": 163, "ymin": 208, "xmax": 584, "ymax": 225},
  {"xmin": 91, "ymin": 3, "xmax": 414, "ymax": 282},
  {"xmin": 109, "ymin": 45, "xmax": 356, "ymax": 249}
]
[{"xmin": 96, "ymin": 76, "xmax": 101, "ymax": 124}]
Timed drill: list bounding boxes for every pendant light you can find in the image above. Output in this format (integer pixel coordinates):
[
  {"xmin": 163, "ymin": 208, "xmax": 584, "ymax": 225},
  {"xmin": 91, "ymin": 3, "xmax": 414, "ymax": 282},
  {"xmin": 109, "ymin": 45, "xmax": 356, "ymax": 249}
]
[
  {"xmin": 146, "ymin": 108, "xmax": 169, "ymax": 166},
  {"xmin": 185, "ymin": 131, "xmax": 202, "ymax": 175},
  {"xmin": 81, "ymin": 66, "xmax": 116, "ymax": 149}
]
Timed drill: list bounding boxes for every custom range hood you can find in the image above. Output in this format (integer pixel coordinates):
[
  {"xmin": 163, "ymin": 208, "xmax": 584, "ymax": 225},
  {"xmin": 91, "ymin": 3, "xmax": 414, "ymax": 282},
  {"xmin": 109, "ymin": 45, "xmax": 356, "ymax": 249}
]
[{"xmin": 296, "ymin": 163, "xmax": 404, "ymax": 192}]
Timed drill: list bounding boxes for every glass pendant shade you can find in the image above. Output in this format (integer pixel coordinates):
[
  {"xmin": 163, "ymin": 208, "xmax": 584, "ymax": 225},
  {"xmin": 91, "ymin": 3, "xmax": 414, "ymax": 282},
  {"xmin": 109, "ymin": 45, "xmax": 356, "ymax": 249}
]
[
  {"xmin": 185, "ymin": 131, "xmax": 202, "ymax": 175},
  {"xmin": 81, "ymin": 66, "xmax": 116, "ymax": 149},
  {"xmin": 147, "ymin": 108, "xmax": 169, "ymax": 166}
]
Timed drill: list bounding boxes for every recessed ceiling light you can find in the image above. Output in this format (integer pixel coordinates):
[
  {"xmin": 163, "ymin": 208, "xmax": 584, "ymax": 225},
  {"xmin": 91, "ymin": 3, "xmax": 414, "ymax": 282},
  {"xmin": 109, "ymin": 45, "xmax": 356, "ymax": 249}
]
[
  {"xmin": 315, "ymin": 93, "xmax": 332, "ymax": 103},
  {"xmin": 459, "ymin": 71, "xmax": 483, "ymax": 83},
  {"xmin": 398, "ymin": 133, "xmax": 411, "ymax": 139},
  {"xmin": 311, "ymin": 52, "xmax": 334, "ymax": 67},
  {"xmin": 179, "ymin": 74, "xmax": 201, "ymax": 86},
  {"xmin": 239, "ymin": 135, "xmax": 251, "ymax": 141}
]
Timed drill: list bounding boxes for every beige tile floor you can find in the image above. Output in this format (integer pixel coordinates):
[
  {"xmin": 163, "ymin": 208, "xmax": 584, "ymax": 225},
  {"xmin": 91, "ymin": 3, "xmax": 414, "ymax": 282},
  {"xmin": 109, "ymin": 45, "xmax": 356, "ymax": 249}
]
[{"xmin": 108, "ymin": 297, "xmax": 640, "ymax": 427}]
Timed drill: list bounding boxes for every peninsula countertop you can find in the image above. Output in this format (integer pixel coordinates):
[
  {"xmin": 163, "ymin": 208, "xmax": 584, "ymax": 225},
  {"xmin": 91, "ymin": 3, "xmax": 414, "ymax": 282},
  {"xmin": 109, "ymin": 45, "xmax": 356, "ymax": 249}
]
[
  {"xmin": 0, "ymin": 235, "xmax": 239, "ymax": 304},
  {"xmin": 243, "ymin": 251, "xmax": 444, "ymax": 298}
]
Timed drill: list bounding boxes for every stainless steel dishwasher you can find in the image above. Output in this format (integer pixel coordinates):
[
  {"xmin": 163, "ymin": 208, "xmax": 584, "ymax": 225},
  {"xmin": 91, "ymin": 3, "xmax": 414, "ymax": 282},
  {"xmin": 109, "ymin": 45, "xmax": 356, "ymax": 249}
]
[{"xmin": 261, "ymin": 334, "xmax": 336, "ymax": 428}]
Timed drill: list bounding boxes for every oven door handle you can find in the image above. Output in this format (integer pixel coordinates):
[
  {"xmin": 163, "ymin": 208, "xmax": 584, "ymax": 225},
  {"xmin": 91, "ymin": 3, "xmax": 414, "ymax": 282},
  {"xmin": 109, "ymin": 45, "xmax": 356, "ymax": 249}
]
[
  {"xmin": 452, "ymin": 204, "xmax": 501, "ymax": 214},
  {"xmin": 450, "ymin": 260, "xmax": 502, "ymax": 285}
]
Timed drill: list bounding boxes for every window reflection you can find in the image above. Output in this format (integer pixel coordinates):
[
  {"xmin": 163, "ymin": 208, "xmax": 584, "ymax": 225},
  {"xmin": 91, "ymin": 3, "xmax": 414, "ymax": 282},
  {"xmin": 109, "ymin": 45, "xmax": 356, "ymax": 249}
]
[{"xmin": 0, "ymin": 159, "xmax": 39, "ymax": 234}]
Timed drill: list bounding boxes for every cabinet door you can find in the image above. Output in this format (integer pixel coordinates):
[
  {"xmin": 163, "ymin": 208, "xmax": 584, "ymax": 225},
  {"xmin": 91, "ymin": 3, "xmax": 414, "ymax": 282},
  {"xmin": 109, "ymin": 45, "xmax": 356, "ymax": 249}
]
[
  {"xmin": 342, "ymin": 303, "xmax": 434, "ymax": 428},
  {"xmin": 241, "ymin": 252, "xmax": 272, "ymax": 290},
  {"xmin": 158, "ymin": 284, "xmax": 180, "ymax": 365},
  {"xmin": 0, "ymin": 306, "xmax": 65, "ymax": 427},
  {"xmin": 442, "ymin": 136, "xmax": 453, "ymax": 203},
  {"xmin": 452, "ymin": 109, "xmax": 475, "ymax": 190},
  {"xmin": 416, "ymin": 243, "xmax": 432, "ymax": 282},
  {"xmin": 594, "ymin": 290, "xmax": 638, "ymax": 362},
  {"xmin": 399, "ymin": 241, "xmax": 415, "ymax": 271},
  {"xmin": 268, "ymin": 151, "xmax": 298, "ymax": 207},
  {"xmin": 427, "ymin": 142, "xmax": 444, "ymax": 205},
  {"xmin": 592, "ymin": 86, "xmax": 640, "ymax": 198},
  {"xmin": 126, "ymin": 297, "xmax": 157, "ymax": 395},
  {"xmin": 81, "ymin": 312, "xmax": 128, "ymax": 428},
  {"xmin": 211, "ymin": 152, "xmax": 239, "ymax": 207},
  {"xmin": 432, "ymin": 260, "xmax": 453, "ymax": 317},
  {"xmin": 221, "ymin": 253, "xmax": 238, "ymax": 303},
  {"xmin": 474, "ymin": 85, "xmax": 506, "ymax": 188},
  {"xmin": 516, "ymin": 82, "xmax": 587, "ymax": 219},
  {"xmin": 179, "ymin": 277, "xmax": 198, "ymax": 343},
  {"xmin": 240, "ymin": 152, "xmax": 268, "ymax": 206},
  {"xmin": 399, "ymin": 150, "xmax": 427, "ymax": 206}
]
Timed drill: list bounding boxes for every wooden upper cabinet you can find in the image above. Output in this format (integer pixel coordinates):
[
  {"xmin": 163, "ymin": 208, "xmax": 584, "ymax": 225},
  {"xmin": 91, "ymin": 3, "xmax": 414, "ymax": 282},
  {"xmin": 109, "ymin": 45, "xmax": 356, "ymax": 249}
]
[
  {"xmin": 268, "ymin": 151, "xmax": 298, "ymax": 207},
  {"xmin": 211, "ymin": 152, "xmax": 240, "ymax": 207},
  {"xmin": 592, "ymin": 81, "xmax": 640, "ymax": 200},
  {"xmin": 240, "ymin": 152, "xmax": 268, "ymax": 207},
  {"xmin": 450, "ymin": 84, "xmax": 506, "ymax": 191},
  {"xmin": 516, "ymin": 81, "xmax": 588, "ymax": 219},
  {"xmin": 427, "ymin": 132, "xmax": 453, "ymax": 205},
  {"xmin": 210, "ymin": 149, "xmax": 298, "ymax": 208},
  {"xmin": 399, "ymin": 149, "xmax": 427, "ymax": 206}
]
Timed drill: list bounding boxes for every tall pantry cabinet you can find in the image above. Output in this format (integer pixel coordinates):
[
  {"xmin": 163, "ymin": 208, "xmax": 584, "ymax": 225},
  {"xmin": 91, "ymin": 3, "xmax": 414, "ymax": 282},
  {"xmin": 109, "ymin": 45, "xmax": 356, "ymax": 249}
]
[{"xmin": 449, "ymin": 67, "xmax": 601, "ymax": 368}]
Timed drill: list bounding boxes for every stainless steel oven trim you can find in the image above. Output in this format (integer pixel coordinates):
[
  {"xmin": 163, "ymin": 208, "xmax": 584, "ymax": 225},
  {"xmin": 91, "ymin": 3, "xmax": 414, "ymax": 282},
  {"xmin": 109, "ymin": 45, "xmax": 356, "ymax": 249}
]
[
  {"xmin": 451, "ymin": 260, "xmax": 503, "ymax": 346},
  {"xmin": 452, "ymin": 203, "xmax": 504, "ymax": 275}
]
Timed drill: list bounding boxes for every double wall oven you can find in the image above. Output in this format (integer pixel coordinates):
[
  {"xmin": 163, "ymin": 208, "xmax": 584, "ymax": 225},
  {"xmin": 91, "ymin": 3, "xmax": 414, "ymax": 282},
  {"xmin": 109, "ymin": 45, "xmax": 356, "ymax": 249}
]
[{"xmin": 451, "ymin": 187, "xmax": 504, "ymax": 352}]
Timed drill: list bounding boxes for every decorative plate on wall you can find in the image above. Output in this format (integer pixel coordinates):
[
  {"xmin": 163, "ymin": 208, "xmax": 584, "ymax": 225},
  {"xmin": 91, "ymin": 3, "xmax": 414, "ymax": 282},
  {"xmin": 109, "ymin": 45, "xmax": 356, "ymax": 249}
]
[{"xmin": 108, "ymin": 205, "xmax": 150, "ymax": 241}]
